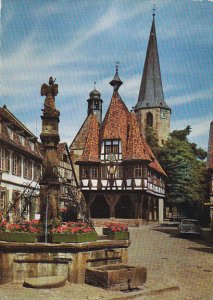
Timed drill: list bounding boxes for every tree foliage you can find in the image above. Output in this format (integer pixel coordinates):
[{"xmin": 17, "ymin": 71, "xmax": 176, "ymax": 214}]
[{"xmin": 145, "ymin": 126, "xmax": 209, "ymax": 219}]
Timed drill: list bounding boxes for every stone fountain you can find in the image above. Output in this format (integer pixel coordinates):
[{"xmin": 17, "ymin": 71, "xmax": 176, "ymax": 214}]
[{"xmin": 0, "ymin": 78, "xmax": 133, "ymax": 289}]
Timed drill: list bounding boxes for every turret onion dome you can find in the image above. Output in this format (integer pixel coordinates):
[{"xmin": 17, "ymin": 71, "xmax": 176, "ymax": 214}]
[{"xmin": 89, "ymin": 88, "xmax": 101, "ymax": 99}]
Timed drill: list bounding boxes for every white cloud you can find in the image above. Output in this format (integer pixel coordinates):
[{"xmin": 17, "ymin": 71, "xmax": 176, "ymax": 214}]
[
  {"xmin": 168, "ymin": 88, "xmax": 213, "ymax": 106},
  {"xmin": 171, "ymin": 115, "xmax": 212, "ymax": 149}
]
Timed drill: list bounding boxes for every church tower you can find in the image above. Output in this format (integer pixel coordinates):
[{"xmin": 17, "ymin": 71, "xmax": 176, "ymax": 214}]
[
  {"xmin": 87, "ymin": 83, "xmax": 103, "ymax": 125},
  {"xmin": 134, "ymin": 12, "xmax": 171, "ymax": 147}
]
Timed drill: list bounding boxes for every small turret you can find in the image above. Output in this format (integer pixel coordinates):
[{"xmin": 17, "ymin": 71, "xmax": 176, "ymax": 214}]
[{"xmin": 87, "ymin": 82, "xmax": 103, "ymax": 125}]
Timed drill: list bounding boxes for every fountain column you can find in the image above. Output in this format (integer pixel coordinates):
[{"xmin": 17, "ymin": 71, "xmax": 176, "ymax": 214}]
[{"xmin": 39, "ymin": 77, "xmax": 61, "ymax": 227}]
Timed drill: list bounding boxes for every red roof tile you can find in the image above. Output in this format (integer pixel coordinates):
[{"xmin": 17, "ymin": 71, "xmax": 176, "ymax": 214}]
[
  {"xmin": 76, "ymin": 91, "xmax": 166, "ymax": 176},
  {"xmin": 124, "ymin": 112, "xmax": 149, "ymax": 161},
  {"xmin": 141, "ymin": 134, "xmax": 167, "ymax": 176},
  {"xmin": 77, "ymin": 114, "xmax": 100, "ymax": 163},
  {"xmin": 100, "ymin": 92, "xmax": 129, "ymax": 157}
]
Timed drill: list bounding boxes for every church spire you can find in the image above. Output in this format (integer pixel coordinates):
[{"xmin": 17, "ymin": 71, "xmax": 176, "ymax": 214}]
[{"xmin": 135, "ymin": 13, "xmax": 170, "ymax": 110}]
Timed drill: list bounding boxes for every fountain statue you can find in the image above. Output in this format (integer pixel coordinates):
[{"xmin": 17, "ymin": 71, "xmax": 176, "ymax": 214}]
[{"xmin": 39, "ymin": 77, "xmax": 61, "ymax": 229}]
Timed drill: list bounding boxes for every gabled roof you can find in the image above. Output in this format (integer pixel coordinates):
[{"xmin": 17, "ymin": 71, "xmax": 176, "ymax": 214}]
[
  {"xmin": 70, "ymin": 114, "xmax": 93, "ymax": 151},
  {"xmin": 0, "ymin": 105, "xmax": 37, "ymax": 138},
  {"xmin": 77, "ymin": 114, "xmax": 100, "ymax": 163},
  {"xmin": 100, "ymin": 91, "xmax": 129, "ymax": 158},
  {"xmin": 135, "ymin": 16, "xmax": 170, "ymax": 111},
  {"xmin": 76, "ymin": 89, "xmax": 166, "ymax": 176},
  {"xmin": 0, "ymin": 105, "xmax": 42, "ymax": 160},
  {"xmin": 124, "ymin": 112, "xmax": 150, "ymax": 162}
]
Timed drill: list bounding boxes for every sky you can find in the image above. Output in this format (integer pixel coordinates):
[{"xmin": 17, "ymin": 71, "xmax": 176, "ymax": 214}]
[{"xmin": 1, "ymin": 0, "xmax": 213, "ymax": 150}]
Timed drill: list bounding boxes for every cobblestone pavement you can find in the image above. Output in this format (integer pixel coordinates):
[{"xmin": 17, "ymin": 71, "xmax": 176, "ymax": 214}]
[
  {"xmin": 0, "ymin": 224, "xmax": 212, "ymax": 300},
  {"xmin": 128, "ymin": 224, "xmax": 213, "ymax": 300}
]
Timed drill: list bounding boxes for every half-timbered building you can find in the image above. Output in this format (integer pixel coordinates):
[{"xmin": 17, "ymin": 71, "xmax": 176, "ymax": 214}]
[
  {"xmin": 75, "ymin": 68, "xmax": 166, "ymax": 222},
  {"xmin": 0, "ymin": 105, "xmax": 43, "ymax": 221},
  {"xmin": 56, "ymin": 142, "xmax": 79, "ymax": 219}
]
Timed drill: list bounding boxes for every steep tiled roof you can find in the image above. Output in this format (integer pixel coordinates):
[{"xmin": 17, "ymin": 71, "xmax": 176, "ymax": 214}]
[
  {"xmin": 100, "ymin": 92, "xmax": 129, "ymax": 158},
  {"xmin": 141, "ymin": 134, "xmax": 167, "ymax": 176},
  {"xmin": 124, "ymin": 112, "xmax": 149, "ymax": 161},
  {"xmin": 77, "ymin": 114, "xmax": 100, "ymax": 163},
  {"xmin": 70, "ymin": 114, "xmax": 93, "ymax": 150},
  {"xmin": 75, "ymin": 89, "xmax": 166, "ymax": 176},
  {"xmin": 0, "ymin": 105, "xmax": 37, "ymax": 137}
]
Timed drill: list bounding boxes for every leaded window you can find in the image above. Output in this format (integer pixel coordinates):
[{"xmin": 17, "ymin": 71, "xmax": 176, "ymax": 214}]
[
  {"xmin": 0, "ymin": 149, "xmax": 10, "ymax": 171},
  {"xmin": 12, "ymin": 154, "xmax": 21, "ymax": 176},
  {"xmin": 81, "ymin": 166, "xmax": 89, "ymax": 179},
  {"xmin": 91, "ymin": 167, "xmax": 98, "ymax": 179},
  {"xmin": 34, "ymin": 163, "xmax": 41, "ymax": 181},
  {"xmin": 101, "ymin": 140, "xmax": 122, "ymax": 161},
  {"xmin": 23, "ymin": 159, "xmax": 32, "ymax": 179},
  {"xmin": 134, "ymin": 165, "xmax": 142, "ymax": 178},
  {"xmin": 0, "ymin": 189, "xmax": 7, "ymax": 211}
]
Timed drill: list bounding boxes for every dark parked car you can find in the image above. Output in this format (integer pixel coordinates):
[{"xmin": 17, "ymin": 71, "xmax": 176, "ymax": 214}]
[{"xmin": 178, "ymin": 219, "xmax": 202, "ymax": 237}]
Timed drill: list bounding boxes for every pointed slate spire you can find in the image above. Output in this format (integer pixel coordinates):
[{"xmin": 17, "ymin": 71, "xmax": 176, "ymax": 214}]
[
  {"xmin": 110, "ymin": 62, "xmax": 123, "ymax": 92},
  {"xmin": 135, "ymin": 14, "xmax": 170, "ymax": 110}
]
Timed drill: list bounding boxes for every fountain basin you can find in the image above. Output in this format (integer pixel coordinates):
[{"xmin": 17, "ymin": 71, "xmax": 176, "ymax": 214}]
[
  {"xmin": 0, "ymin": 240, "xmax": 130, "ymax": 285},
  {"xmin": 85, "ymin": 263, "xmax": 147, "ymax": 290}
]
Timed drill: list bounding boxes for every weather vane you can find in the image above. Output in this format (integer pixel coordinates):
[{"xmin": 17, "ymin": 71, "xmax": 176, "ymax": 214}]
[
  {"xmin": 152, "ymin": 4, "xmax": 156, "ymax": 17},
  {"xmin": 115, "ymin": 61, "xmax": 120, "ymax": 73}
]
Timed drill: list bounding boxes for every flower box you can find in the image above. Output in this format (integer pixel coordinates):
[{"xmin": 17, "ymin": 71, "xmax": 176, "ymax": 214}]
[
  {"xmin": 52, "ymin": 232, "xmax": 97, "ymax": 243},
  {"xmin": 103, "ymin": 222, "xmax": 129, "ymax": 240},
  {"xmin": 107, "ymin": 231, "xmax": 129, "ymax": 240},
  {"xmin": 0, "ymin": 231, "xmax": 38, "ymax": 243}
]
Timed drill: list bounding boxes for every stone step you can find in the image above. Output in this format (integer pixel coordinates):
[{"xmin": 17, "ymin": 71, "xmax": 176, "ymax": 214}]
[{"xmin": 23, "ymin": 276, "xmax": 67, "ymax": 289}]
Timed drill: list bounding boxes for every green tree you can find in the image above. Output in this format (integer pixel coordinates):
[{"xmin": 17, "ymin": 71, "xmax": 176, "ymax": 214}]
[
  {"xmin": 145, "ymin": 126, "xmax": 159, "ymax": 157},
  {"xmin": 155, "ymin": 126, "xmax": 209, "ymax": 220}
]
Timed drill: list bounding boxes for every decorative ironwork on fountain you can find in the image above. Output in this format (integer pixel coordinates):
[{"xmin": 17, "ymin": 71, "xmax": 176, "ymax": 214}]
[{"xmin": 39, "ymin": 77, "xmax": 61, "ymax": 228}]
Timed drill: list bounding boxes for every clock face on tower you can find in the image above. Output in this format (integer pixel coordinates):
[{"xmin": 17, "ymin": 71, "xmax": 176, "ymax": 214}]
[{"xmin": 160, "ymin": 109, "xmax": 168, "ymax": 119}]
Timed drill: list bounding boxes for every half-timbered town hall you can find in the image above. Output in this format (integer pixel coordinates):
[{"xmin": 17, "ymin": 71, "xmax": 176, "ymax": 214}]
[
  {"xmin": 70, "ymin": 15, "xmax": 169, "ymax": 222},
  {"xmin": 71, "ymin": 68, "xmax": 166, "ymax": 222}
]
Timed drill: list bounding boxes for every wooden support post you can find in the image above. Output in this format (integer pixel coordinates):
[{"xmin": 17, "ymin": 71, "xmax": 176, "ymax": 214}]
[{"xmin": 158, "ymin": 198, "xmax": 164, "ymax": 223}]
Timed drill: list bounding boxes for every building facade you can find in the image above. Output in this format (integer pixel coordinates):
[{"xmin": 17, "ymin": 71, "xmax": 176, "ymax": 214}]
[
  {"xmin": 0, "ymin": 104, "xmax": 79, "ymax": 223},
  {"xmin": 57, "ymin": 142, "xmax": 79, "ymax": 219},
  {"xmin": 134, "ymin": 14, "xmax": 171, "ymax": 147},
  {"xmin": 74, "ymin": 68, "xmax": 166, "ymax": 222},
  {"xmin": 0, "ymin": 105, "xmax": 43, "ymax": 221}
]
